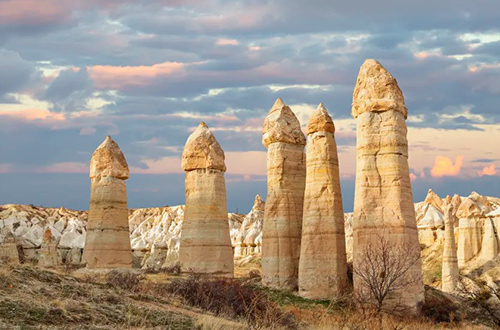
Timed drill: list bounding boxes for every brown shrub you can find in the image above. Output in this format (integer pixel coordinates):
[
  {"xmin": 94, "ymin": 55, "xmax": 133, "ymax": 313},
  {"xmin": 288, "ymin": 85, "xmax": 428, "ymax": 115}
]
[
  {"xmin": 105, "ymin": 269, "xmax": 140, "ymax": 291},
  {"xmin": 164, "ymin": 275, "xmax": 296, "ymax": 329}
]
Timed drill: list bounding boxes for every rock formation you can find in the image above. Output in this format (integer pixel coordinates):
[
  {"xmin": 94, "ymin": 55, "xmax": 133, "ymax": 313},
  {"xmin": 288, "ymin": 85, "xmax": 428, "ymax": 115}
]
[
  {"xmin": 351, "ymin": 59, "xmax": 424, "ymax": 311},
  {"xmin": 298, "ymin": 103, "xmax": 347, "ymax": 299},
  {"xmin": 442, "ymin": 200, "xmax": 459, "ymax": 293},
  {"xmin": 83, "ymin": 136, "xmax": 133, "ymax": 268},
  {"xmin": 179, "ymin": 122, "xmax": 234, "ymax": 276},
  {"xmin": 261, "ymin": 98, "xmax": 306, "ymax": 290},
  {"xmin": 0, "ymin": 232, "xmax": 19, "ymax": 264},
  {"xmin": 480, "ymin": 217, "xmax": 498, "ymax": 261},
  {"xmin": 457, "ymin": 198, "xmax": 484, "ymax": 266},
  {"xmin": 487, "ymin": 208, "xmax": 500, "ymax": 253},
  {"xmin": 234, "ymin": 195, "xmax": 265, "ymax": 259},
  {"xmin": 38, "ymin": 229, "xmax": 58, "ymax": 267}
]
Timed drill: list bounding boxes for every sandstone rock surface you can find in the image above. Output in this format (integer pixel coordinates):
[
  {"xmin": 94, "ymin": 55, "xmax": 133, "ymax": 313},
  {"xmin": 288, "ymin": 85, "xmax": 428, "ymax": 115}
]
[
  {"xmin": 38, "ymin": 228, "xmax": 58, "ymax": 268},
  {"xmin": 261, "ymin": 98, "xmax": 306, "ymax": 290},
  {"xmin": 457, "ymin": 198, "xmax": 484, "ymax": 266},
  {"xmin": 179, "ymin": 123, "xmax": 234, "ymax": 276},
  {"xmin": 442, "ymin": 201, "xmax": 459, "ymax": 293},
  {"xmin": 83, "ymin": 136, "xmax": 133, "ymax": 268},
  {"xmin": 298, "ymin": 104, "xmax": 347, "ymax": 299},
  {"xmin": 234, "ymin": 195, "xmax": 265, "ymax": 259},
  {"xmin": 351, "ymin": 59, "xmax": 424, "ymax": 311}
]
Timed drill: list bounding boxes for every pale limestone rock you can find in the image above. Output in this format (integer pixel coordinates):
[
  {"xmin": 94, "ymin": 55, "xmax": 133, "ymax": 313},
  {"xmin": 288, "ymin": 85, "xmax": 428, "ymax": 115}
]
[
  {"xmin": 38, "ymin": 228, "xmax": 58, "ymax": 268},
  {"xmin": 351, "ymin": 60, "xmax": 424, "ymax": 311},
  {"xmin": 179, "ymin": 123, "xmax": 234, "ymax": 276},
  {"xmin": 234, "ymin": 195, "xmax": 265, "ymax": 258},
  {"xmin": 0, "ymin": 232, "xmax": 19, "ymax": 264},
  {"xmin": 262, "ymin": 98, "xmax": 306, "ymax": 290},
  {"xmin": 298, "ymin": 103, "xmax": 347, "ymax": 299},
  {"xmin": 424, "ymin": 189, "xmax": 444, "ymax": 212},
  {"xmin": 83, "ymin": 136, "xmax": 133, "ymax": 268},
  {"xmin": 442, "ymin": 200, "xmax": 459, "ymax": 293},
  {"xmin": 457, "ymin": 198, "xmax": 484, "ymax": 266},
  {"xmin": 480, "ymin": 217, "xmax": 498, "ymax": 261}
]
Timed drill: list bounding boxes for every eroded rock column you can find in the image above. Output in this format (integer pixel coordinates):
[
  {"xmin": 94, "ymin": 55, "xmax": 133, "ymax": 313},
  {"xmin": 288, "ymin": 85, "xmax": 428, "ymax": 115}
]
[
  {"xmin": 262, "ymin": 98, "xmax": 306, "ymax": 290},
  {"xmin": 83, "ymin": 136, "xmax": 132, "ymax": 268},
  {"xmin": 457, "ymin": 198, "xmax": 483, "ymax": 266},
  {"xmin": 298, "ymin": 104, "xmax": 347, "ymax": 299},
  {"xmin": 179, "ymin": 122, "xmax": 233, "ymax": 276},
  {"xmin": 442, "ymin": 200, "xmax": 459, "ymax": 293},
  {"xmin": 352, "ymin": 60, "xmax": 424, "ymax": 311}
]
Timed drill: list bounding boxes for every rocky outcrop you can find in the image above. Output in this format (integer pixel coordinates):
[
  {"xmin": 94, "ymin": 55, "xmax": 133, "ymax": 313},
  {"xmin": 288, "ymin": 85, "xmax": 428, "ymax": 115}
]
[
  {"xmin": 261, "ymin": 98, "xmax": 306, "ymax": 291},
  {"xmin": 234, "ymin": 195, "xmax": 265, "ymax": 259},
  {"xmin": 0, "ymin": 232, "xmax": 19, "ymax": 264},
  {"xmin": 351, "ymin": 59, "xmax": 424, "ymax": 311},
  {"xmin": 298, "ymin": 104, "xmax": 347, "ymax": 299},
  {"xmin": 480, "ymin": 217, "xmax": 498, "ymax": 261},
  {"xmin": 38, "ymin": 228, "xmax": 58, "ymax": 268},
  {"xmin": 442, "ymin": 201, "xmax": 459, "ymax": 293},
  {"xmin": 457, "ymin": 198, "xmax": 484, "ymax": 266},
  {"xmin": 179, "ymin": 122, "xmax": 234, "ymax": 276},
  {"xmin": 83, "ymin": 136, "xmax": 133, "ymax": 269}
]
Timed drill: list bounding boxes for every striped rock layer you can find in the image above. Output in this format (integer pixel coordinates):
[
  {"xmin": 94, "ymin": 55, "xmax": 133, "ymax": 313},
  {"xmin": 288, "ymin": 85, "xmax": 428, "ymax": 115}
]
[
  {"xmin": 179, "ymin": 122, "xmax": 234, "ymax": 276},
  {"xmin": 351, "ymin": 60, "xmax": 424, "ymax": 312},
  {"xmin": 261, "ymin": 98, "xmax": 306, "ymax": 291},
  {"xmin": 83, "ymin": 136, "xmax": 133, "ymax": 268}
]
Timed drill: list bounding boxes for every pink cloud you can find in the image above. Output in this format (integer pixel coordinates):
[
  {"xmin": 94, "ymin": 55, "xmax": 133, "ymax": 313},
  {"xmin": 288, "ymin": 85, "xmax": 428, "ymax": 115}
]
[
  {"xmin": 215, "ymin": 38, "xmax": 239, "ymax": 46},
  {"xmin": 478, "ymin": 164, "xmax": 497, "ymax": 177},
  {"xmin": 0, "ymin": 0, "xmax": 72, "ymax": 26},
  {"xmin": 225, "ymin": 151, "xmax": 267, "ymax": 176},
  {"xmin": 39, "ymin": 162, "xmax": 88, "ymax": 174},
  {"xmin": 87, "ymin": 62, "xmax": 186, "ymax": 90},
  {"xmin": 130, "ymin": 157, "xmax": 183, "ymax": 175},
  {"xmin": 430, "ymin": 155, "xmax": 464, "ymax": 178},
  {"xmin": 0, "ymin": 108, "xmax": 66, "ymax": 122}
]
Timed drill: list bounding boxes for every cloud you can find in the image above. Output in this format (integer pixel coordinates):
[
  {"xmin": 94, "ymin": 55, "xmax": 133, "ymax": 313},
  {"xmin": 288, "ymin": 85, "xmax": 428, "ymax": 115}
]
[
  {"xmin": 478, "ymin": 164, "xmax": 497, "ymax": 177},
  {"xmin": 88, "ymin": 62, "xmax": 186, "ymax": 90},
  {"xmin": 430, "ymin": 155, "xmax": 464, "ymax": 178}
]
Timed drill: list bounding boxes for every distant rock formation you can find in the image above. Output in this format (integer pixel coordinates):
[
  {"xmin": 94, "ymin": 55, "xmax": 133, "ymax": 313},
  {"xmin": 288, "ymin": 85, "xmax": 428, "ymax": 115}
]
[
  {"xmin": 298, "ymin": 104, "xmax": 347, "ymax": 299},
  {"xmin": 0, "ymin": 232, "xmax": 19, "ymax": 264},
  {"xmin": 351, "ymin": 59, "xmax": 424, "ymax": 311},
  {"xmin": 83, "ymin": 136, "xmax": 133, "ymax": 269},
  {"xmin": 179, "ymin": 122, "xmax": 234, "ymax": 276},
  {"xmin": 233, "ymin": 195, "xmax": 265, "ymax": 259},
  {"xmin": 442, "ymin": 200, "xmax": 459, "ymax": 293},
  {"xmin": 38, "ymin": 228, "xmax": 58, "ymax": 268},
  {"xmin": 457, "ymin": 198, "xmax": 484, "ymax": 266},
  {"xmin": 261, "ymin": 98, "xmax": 306, "ymax": 291}
]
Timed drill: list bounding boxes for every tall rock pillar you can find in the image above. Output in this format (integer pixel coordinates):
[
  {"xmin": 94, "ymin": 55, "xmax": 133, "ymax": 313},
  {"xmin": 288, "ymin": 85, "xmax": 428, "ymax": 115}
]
[
  {"xmin": 179, "ymin": 122, "xmax": 234, "ymax": 276},
  {"xmin": 262, "ymin": 98, "xmax": 306, "ymax": 290},
  {"xmin": 83, "ymin": 136, "xmax": 132, "ymax": 268},
  {"xmin": 298, "ymin": 103, "xmax": 347, "ymax": 299},
  {"xmin": 351, "ymin": 60, "xmax": 424, "ymax": 311},
  {"xmin": 442, "ymin": 200, "xmax": 459, "ymax": 293}
]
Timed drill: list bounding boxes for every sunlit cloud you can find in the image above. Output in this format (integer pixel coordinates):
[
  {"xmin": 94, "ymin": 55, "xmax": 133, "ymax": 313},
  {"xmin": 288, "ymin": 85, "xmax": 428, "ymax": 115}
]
[
  {"xmin": 478, "ymin": 164, "xmax": 497, "ymax": 177},
  {"xmin": 87, "ymin": 62, "xmax": 186, "ymax": 90},
  {"xmin": 431, "ymin": 155, "xmax": 464, "ymax": 178},
  {"xmin": 0, "ymin": 108, "xmax": 65, "ymax": 121}
]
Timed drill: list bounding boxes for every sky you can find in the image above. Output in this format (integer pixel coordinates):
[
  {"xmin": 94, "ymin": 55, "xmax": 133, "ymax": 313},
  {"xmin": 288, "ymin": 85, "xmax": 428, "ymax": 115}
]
[{"xmin": 0, "ymin": 0, "xmax": 500, "ymax": 214}]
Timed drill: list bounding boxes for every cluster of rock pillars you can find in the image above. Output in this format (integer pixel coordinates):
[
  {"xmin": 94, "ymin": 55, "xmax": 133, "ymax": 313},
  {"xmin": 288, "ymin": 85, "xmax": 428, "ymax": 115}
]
[{"xmin": 3, "ymin": 59, "xmax": 483, "ymax": 313}]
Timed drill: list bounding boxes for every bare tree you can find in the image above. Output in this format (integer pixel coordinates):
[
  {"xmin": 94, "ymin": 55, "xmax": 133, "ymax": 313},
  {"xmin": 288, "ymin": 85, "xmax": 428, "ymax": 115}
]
[{"xmin": 353, "ymin": 233, "xmax": 421, "ymax": 315}]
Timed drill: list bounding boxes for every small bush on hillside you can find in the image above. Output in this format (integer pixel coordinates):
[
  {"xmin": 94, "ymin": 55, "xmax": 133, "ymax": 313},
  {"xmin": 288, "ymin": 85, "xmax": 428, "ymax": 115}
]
[
  {"xmin": 420, "ymin": 288, "xmax": 459, "ymax": 323},
  {"xmin": 165, "ymin": 275, "xmax": 297, "ymax": 329},
  {"xmin": 105, "ymin": 269, "xmax": 140, "ymax": 291}
]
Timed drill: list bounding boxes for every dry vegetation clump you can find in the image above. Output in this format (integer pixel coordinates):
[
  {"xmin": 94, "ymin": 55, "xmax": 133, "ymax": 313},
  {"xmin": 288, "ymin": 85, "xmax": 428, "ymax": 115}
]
[
  {"xmin": 158, "ymin": 274, "xmax": 297, "ymax": 329},
  {"xmin": 105, "ymin": 268, "xmax": 141, "ymax": 291}
]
